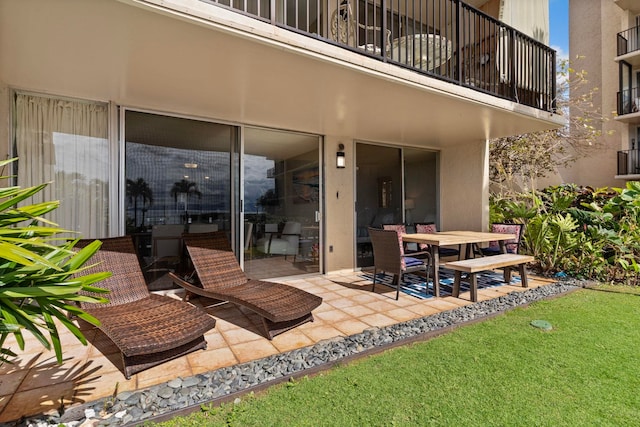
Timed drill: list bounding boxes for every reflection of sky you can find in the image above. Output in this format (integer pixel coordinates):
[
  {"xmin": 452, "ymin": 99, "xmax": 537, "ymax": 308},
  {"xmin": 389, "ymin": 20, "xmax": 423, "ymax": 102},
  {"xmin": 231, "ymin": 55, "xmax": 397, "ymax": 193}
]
[
  {"xmin": 126, "ymin": 143, "xmax": 275, "ymax": 220},
  {"xmin": 244, "ymin": 155, "xmax": 274, "ymax": 213}
]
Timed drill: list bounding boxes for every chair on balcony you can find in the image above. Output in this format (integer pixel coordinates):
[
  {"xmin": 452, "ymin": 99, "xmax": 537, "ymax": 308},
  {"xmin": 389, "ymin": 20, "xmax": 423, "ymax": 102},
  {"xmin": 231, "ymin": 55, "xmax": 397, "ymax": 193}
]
[
  {"xmin": 368, "ymin": 227, "xmax": 431, "ymax": 300},
  {"xmin": 472, "ymin": 223, "xmax": 523, "ymax": 257},
  {"xmin": 169, "ymin": 231, "xmax": 323, "ymax": 339},
  {"xmin": 330, "ymin": 0, "xmax": 392, "ymax": 55},
  {"xmin": 75, "ymin": 236, "xmax": 216, "ymax": 379}
]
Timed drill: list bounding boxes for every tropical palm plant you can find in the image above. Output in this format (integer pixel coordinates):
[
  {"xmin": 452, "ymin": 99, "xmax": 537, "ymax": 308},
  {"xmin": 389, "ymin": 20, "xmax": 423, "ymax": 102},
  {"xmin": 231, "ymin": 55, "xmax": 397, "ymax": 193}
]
[
  {"xmin": 170, "ymin": 179, "xmax": 202, "ymax": 210},
  {"xmin": 126, "ymin": 177, "xmax": 153, "ymax": 229},
  {"xmin": 0, "ymin": 159, "xmax": 110, "ymax": 365}
]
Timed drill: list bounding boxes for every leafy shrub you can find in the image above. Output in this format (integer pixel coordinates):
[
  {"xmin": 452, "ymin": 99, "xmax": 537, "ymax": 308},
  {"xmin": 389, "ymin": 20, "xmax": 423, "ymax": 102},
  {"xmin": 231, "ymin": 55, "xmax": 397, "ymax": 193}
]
[
  {"xmin": 0, "ymin": 159, "xmax": 109, "ymax": 364},
  {"xmin": 491, "ymin": 182, "xmax": 640, "ymax": 284}
]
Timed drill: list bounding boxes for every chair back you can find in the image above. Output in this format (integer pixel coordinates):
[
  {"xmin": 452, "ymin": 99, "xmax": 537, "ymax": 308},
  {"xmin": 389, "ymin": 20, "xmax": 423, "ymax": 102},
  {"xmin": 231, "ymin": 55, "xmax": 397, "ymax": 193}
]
[
  {"xmin": 76, "ymin": 236, "xmax": 151, "ymax": 309},
  {"xmin": 368, "ymin": 227, "xmax": 403, "ymax": 274},
  {"xmin": 382, "ymin": 224, "xmax": 407, "ymax": 257},
  {"xmin": 151, "ymin": 224, "xmax": 185, "ymax": 258},
  {"xmin": 188, "ymin": 223, "xmax": 219, "ymax": 233},
  {"xmin": 414, "ymin": 222, "xmax": 437, "ymax": 250},
  {"xmin": 488, "ymin": 223, "xmax": 523, "ymax": 253},
  {"xmin": 181, "ymin": 231, "xmax": 248, "ymax": 289}
]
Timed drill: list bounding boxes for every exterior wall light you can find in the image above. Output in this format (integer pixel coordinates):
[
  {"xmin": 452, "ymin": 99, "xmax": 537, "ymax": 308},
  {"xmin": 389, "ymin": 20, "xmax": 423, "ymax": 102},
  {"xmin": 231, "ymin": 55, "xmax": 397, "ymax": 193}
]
[{"xmin": 337, "ymin": 143, "xmax": 345, "ymax": 168}]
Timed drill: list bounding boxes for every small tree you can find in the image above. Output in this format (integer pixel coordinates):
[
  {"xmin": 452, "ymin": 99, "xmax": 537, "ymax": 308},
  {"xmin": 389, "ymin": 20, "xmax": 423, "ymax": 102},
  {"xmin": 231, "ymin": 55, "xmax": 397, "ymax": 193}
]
[
  {"xmin": 490, "ymin": 56, "xmax": 610, "ymax": 194},
  {"xmin": 0, "ymin": 159, "xmax": 109, "ymax": 365}
]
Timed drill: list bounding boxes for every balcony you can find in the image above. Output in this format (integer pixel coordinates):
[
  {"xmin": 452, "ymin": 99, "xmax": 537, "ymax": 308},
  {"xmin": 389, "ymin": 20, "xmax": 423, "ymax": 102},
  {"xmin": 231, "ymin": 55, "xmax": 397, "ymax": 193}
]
[
  {"xmin": 203, "ymin": 0, "xmax": 556, "ymax": 112},
  {"xmin": 616, "ymin": 87, "xmax": 640, "ymax": 124},
  {"xmin": 617, "ymin": 149, "xmax": 640, "ymax": 177},
  {"xmin": 617, "ymin": 25, "xmax": 640, "ymax": 65}
]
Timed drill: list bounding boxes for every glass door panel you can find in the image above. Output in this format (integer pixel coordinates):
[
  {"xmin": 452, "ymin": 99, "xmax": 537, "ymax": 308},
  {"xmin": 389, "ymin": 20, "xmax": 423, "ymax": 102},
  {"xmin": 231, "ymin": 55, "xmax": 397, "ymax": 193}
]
[
  {"xmin": 243, "ymin": 127, "xmax": 321, "ymax": 279},
  {"xmin": 124, "ymin": 110, "xmax": 237, "ymax": 290},
  {"xmin": 355, "ymin": 143, "xmax": 402, "ymax": 268}
]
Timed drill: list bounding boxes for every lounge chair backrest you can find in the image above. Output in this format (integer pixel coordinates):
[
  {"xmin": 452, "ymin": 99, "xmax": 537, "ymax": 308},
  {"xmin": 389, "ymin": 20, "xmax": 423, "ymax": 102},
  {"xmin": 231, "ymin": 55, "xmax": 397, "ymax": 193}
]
[
  {"xmin": 181, "ymin": 231, "xmax": 248, "ymax": 289},
  {"xmin": 76, "ymin": 236, "xmax": 151, "ymax": 309}
]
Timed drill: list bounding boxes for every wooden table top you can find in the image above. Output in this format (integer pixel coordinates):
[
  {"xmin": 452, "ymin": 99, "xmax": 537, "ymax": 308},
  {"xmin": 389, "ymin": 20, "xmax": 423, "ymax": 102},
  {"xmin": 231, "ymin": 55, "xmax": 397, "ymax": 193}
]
[{"xmin": 402, "ymin": 230, "xmax": 516, "ymax": 246}]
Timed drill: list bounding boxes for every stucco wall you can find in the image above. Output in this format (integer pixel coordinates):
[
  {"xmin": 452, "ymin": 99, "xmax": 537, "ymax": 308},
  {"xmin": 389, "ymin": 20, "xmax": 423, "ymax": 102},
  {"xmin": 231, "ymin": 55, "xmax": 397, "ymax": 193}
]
[{"xmin": 439, "ymin": 140, "xmax": 489, "ymax": 231}]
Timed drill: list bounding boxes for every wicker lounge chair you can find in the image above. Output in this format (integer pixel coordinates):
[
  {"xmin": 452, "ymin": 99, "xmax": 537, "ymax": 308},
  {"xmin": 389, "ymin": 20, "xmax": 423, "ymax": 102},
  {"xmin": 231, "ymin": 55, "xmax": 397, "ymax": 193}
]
[
  {"xmin": 169, "ymin": 231, "xmax": 323, "ymax": 340},
  {"xmin": 75, "ymin": 236, "xmax": 217, "ymax": 379}
]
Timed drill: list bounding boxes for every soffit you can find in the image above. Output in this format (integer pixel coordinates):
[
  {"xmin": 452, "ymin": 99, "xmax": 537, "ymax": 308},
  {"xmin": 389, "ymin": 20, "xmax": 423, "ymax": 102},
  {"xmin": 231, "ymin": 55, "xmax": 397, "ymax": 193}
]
[{"xmin": 1, "ymin": 0, "xmax": 564, "ymax": 149}]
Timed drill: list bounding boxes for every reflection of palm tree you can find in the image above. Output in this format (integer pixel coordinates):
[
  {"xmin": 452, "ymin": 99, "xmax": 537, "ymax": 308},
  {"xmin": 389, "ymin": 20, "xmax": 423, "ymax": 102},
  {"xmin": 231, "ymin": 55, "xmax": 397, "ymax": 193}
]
[
  {"xmin": 126, "ymin": 178, "xmax": 153, "ymax": 229},
  {"xmin": 170, "ymin": 179, "xmax": 202, "ymax": 210}
]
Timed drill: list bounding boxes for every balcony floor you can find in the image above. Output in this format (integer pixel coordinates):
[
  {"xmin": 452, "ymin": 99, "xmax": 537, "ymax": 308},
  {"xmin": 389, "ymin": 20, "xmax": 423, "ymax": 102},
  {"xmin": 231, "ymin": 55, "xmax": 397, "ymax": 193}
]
[{"xmin": 0, "ymin": 266, "xmax": 557, "ymax": 423}]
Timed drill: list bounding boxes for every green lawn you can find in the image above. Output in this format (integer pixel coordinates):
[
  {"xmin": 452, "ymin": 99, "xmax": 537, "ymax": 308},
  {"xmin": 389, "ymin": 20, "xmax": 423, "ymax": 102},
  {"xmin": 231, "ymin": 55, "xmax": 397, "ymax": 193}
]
[{"xmin": 156, "ymin": 286, "xmax": 640, "ymax": 426}]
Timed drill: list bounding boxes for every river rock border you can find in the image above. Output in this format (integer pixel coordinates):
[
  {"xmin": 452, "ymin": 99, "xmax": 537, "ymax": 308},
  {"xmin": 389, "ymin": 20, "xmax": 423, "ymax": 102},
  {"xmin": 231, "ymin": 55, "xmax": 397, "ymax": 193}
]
[{"xmin": 18, "ymin": 281, "xmax": 579, "ymax": 427}]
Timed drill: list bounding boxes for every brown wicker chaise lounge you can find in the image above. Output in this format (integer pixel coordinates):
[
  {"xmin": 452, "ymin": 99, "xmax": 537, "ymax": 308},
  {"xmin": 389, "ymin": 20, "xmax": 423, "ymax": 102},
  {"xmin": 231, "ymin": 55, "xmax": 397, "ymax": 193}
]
[
  {"xmin": 76, "ymin": 236, "xmax": 217, "ymax": 379},
  {"xmin": 169, "ymin": 231, "xmax": 323, "ymax": 340}
]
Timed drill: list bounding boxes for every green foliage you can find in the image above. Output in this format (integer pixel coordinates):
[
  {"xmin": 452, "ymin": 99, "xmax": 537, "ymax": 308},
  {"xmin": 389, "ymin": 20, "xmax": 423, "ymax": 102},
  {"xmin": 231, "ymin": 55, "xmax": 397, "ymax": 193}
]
[
  {"xmin": 491, "ymin": 182, "xmax": 640, "ymax": 284},
  {"xmin": 0, "ymin": 158, "xmax": 110, "ymax": 365}
]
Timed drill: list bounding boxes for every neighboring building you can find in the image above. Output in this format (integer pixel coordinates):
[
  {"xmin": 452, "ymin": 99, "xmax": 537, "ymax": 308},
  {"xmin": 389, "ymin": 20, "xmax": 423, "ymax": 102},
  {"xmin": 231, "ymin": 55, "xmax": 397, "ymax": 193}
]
[
  {"xmin": 563, "ymin": 0, "xmax": 639, "ymax": 187},
  {"xmin": 0, "ymin": 0, "xmax": 562, "ymax": 280}
]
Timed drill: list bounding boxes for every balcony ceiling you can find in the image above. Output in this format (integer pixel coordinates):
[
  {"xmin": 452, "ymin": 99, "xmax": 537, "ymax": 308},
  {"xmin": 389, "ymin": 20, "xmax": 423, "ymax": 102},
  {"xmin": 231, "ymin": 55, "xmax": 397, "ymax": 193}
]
[
  {"xmin": 0, "ymin": 0, "xmax": 563, "ymax": 149},
  {"xmin": 617, "ymin": 51, "xmax": 640, "ymax": 68},
  {"xmin": 615, "ymin": 0, "xmax": 640, "ymax": 14}
]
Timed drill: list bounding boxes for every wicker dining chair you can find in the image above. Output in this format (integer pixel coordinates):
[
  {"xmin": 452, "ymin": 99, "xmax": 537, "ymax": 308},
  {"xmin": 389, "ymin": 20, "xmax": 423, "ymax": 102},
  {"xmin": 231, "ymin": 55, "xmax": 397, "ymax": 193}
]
[
  {"xmin": 75, "ymin": 236, "xmax": 217, "ymax": 379},
  {"xmin": 368, "ymin": 227, "xmax": 431, "ymax": 300},
  {"xmin": 414, "ymin": 222, "xmax": 462, "ymax": 260},
  {"xmin": 473, "ymin": 223, "xmax": 524, "ymax": 257},
  {"xmin": 170, "ymin": 231, "xmax": 323, "ymax": 340}
]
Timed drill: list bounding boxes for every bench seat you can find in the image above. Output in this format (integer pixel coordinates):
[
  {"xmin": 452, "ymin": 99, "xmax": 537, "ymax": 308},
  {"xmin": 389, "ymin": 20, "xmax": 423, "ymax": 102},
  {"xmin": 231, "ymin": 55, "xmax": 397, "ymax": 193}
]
[{"xmin": 444, "ymin": 254, "xmax": 534, "ymax": 302}]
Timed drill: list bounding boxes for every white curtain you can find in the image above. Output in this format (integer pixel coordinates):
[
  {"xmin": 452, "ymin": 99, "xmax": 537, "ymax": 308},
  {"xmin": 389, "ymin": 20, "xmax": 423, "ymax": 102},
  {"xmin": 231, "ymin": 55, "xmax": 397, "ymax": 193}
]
[{"xmin": 15, "ymin": 93, "xmax": 109, "ymax": 239}]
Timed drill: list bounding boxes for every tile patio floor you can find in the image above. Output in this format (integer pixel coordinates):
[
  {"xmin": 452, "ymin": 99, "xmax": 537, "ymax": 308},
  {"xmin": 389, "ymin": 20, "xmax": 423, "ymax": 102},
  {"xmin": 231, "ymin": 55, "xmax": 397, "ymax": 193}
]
[{"xmin": 0, "ymin": 269, "xmax": 556, "ymax": 422}]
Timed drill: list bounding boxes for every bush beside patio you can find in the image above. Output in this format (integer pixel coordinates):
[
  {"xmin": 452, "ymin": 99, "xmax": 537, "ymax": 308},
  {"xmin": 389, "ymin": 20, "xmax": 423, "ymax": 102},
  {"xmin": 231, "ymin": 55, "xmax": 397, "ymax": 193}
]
[{"xmin": 490, "ymin": 181, "xmax": 640, "ymax": 285}]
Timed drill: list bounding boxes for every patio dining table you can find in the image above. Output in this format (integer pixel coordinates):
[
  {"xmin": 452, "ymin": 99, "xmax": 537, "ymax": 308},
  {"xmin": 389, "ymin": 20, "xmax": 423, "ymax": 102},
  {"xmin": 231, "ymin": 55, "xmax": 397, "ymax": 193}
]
[{"xmin": 402, "ymin": 230, "xmax": 516, "ymax": 298}]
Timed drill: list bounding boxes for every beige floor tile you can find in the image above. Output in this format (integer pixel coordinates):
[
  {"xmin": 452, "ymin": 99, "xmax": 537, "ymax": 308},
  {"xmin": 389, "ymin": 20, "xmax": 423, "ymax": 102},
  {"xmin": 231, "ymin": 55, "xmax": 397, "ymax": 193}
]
[
  {"xmin": 325, "ymin": 297, "xmax": 358, "ymax": 309},
  {"xmin": 0, "ymin": 370, "xmax": 28, "ymax": 397},
  {"xmin": 219, "ymin": 327, "xmax": 265, "ymax": 345},
  {"xmin": 203, "ymin": 330, "xmax": 230, "ymax": 350},
  {"xmin": 405, "ymin": 303, "xmax": 441, "ymax": 317},
  {"xmin": 187, "ymin": 347, "xmax": 239, "ymax": 374},
  {"xmin": 136, "ymin": 357, "xmax": 193, "ymax": 389},
  {"xmin": 425, "ymin": 299, "xmax": 462, "ymax": 311},
  {"xmin": 385, "ymin": 307, "xmax": 421, "ymax": 322},
  {"xmin": 0, "ymin": 381, "xmax": 79, "ymax": 422},
  {"xmin": 314, "ymin": 308, "xmax": 353, "ymax": 323},
  {"xmin": 333, "ymin": 319, "xmax": 371, "ymax": 336},
  {"xmin": 230, "ymin": 340, "xmax": 279, "ymax": 363},
  {"xmin": 364, "ymin": 299, "xmax": 401, "ymax": 313},
  {"xmin": 358, "ymin": 313, "xmax": 398, "ymax": 328},
  {"xmin": 340, "ymin": 304, "xmax": 376, "ymax": 317},
  {"xmin": 301, "ymin": 324, "xmax": 345, "ymax": 342},
  {"xmin": 270, "ymin": 329, "xmax": 315, "ymax": 353}
]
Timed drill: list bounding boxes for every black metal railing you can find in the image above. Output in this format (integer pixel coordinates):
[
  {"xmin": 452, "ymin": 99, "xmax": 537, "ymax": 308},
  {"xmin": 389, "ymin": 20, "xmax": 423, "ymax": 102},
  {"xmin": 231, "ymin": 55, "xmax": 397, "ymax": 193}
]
[
  {"xmin": 617, "ymin": 149, "xmax": 640, "ymax": 175},
  {"xmin": 204, "ymin": 0, "xmax": 556, "ymax": 112},
  {"xmin": 617, "ymin": 25, "xmax": 640, "ymax": 56},
  {"xmin": 617, "ymin": 87, "xmax": 640, "ymax": 116}
]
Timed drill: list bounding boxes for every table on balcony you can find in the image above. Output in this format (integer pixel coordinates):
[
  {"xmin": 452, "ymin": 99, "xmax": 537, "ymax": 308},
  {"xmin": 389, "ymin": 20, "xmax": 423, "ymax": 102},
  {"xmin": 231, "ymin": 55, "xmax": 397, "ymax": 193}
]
[
  {"xmin": 388, "ymin": 33, "xmax": 452, "ymax": 71},
  {"xmin": 402, "ymin": 231, "xmax": 516, "ymax": 297}
]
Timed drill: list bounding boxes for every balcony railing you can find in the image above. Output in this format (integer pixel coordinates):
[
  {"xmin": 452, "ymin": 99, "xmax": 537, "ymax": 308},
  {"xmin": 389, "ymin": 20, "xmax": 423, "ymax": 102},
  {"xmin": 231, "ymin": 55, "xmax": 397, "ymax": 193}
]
[
  {"xmin": 617, "ymin": 149, "xmax": 640, "ymax": 175},
  {"xmin": 617, "ymin": 25, "xmax": 640, "ymax": 56},
  {"xmin": 203, "ymin": 0, "xmax": 556, "ymax": 112},
  {"xmin": 617, "ymin": 87, "xmax": 640, "ymax": 116}
]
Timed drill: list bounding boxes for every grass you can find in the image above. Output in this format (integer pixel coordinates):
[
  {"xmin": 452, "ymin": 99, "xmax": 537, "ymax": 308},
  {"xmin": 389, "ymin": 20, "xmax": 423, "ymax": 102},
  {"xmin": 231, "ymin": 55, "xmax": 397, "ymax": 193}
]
[{"xmin": 155, "ymin": 286, "xmax": 640, "ymax": 426}]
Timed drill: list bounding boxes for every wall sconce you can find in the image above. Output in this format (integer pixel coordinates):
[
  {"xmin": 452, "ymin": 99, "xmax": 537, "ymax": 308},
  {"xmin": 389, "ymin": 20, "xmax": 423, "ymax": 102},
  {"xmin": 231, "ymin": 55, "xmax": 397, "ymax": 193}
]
[{"xmin": 336, "ymin": 143, "xmax": 346, "ymax": 168}]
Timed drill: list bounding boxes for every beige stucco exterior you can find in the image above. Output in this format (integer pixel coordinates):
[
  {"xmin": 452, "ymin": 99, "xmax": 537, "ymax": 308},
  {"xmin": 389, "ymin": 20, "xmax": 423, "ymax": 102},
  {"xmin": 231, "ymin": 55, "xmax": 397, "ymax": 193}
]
[
  {"xmin": 0, "ymin": 0, "xmax": 563, "ymax": 274},
  {"xmin": 559, "ymin": 0, "xmax": 638, "ymax": 187}
]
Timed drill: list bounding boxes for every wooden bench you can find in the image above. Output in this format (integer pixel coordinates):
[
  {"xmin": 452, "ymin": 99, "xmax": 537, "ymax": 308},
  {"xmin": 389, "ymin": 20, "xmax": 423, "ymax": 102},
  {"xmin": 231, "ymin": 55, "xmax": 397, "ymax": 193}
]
[{"xmin": 443, "ymin": 254, "xmax": 535, "ymax": 302}]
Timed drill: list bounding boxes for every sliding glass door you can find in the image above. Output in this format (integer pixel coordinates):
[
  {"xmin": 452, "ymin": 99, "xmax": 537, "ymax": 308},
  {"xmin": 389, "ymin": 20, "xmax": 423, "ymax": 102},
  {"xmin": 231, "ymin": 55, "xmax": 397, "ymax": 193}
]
[
  {"xmin": 243, "ymin": 127, "xmax": 321, "ymax": 279},
  {"xmin": 124, "ymin": 110, "xmax": 238, "ymax": 290},
  {"xmin": 355, "ymin": 142, "xmax": 437, "ymax": 267}
]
